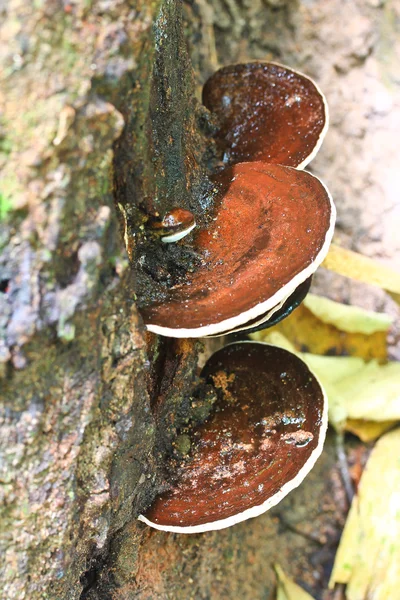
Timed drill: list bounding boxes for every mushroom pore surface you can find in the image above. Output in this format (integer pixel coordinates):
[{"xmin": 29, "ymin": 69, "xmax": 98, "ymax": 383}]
[{"xmin": 139, "ymin": 342, "xmax": 327, "ymax": 533}]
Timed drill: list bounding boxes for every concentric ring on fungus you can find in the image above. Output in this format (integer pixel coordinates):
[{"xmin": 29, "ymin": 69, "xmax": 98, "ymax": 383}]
[{"xmin": 139, "ymin": 342, "xmax": 328, "ymax": 533}]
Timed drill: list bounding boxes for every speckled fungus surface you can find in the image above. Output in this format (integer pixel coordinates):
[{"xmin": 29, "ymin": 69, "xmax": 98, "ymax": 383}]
[
  {"xmin": 202, "ymin": 61, "xmax": 328, "ymax": 169},
  {"xmin": 139, "ymin": 342, "xmax": 327, "ymax": 533},
  {"xmin": 142, "ymin": 162, "xmax": 335, "ymax": 337}
]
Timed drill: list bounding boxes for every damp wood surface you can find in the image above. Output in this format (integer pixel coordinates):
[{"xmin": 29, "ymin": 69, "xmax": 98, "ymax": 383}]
[{"xmin": 1, "ymin": 1, "xmax": 399, "ymax": 599}]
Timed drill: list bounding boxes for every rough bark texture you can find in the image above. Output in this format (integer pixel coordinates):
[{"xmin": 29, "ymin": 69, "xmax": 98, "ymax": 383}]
[{"xmin": 0, "ymin": 1, "xmax": 399, "ymax": 599}]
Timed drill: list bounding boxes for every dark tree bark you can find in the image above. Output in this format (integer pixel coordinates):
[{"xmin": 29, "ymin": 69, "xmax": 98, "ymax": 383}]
[{"xmin": 1, "ymin": 0, "xmax": 399, "ymax": 599}]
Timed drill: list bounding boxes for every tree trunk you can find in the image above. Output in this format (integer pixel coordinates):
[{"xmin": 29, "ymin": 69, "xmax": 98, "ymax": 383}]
[{"xmin": 1, "ymin": 1, "xmax": 399, "ymax": 599}]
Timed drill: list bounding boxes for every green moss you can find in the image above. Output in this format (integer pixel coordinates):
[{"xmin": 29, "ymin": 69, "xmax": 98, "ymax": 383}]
[
  {"xmin": 0, "ymin": 193, "xmax": 12, "ymax": 221},
  {"xmin": 0, "ymin": 173, "xmax": 24, "ymax": 220},
  {"xmin": 174, "ymin": 433, "xmax": 191, "ymax": 457}
]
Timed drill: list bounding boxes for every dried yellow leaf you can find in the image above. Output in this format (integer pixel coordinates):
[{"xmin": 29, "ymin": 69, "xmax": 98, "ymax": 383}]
[
  {"xmin": 332, "ymin": 360, "xmax": 400, "ymax": 421},
  {"xmin": 345, "ymin": 419, "xmax": 396, "ymax": 442},
  {"xmin": 329, "ymin": 428, "xmax": 400, "ymax": 599},
  {"xmin": 323, "ymin": 243, "xmax": 400, "ymax": 295},
  {"xmin": 274, "ymin": 564, "xmax": 316, "ymax": 600},
  {"xmin": 303, "ymin": 293, "xmax": 393, "ymax": 334},
  {"xmin": 261, "ymin": 302, "xmax": 388, "ymax": 362}
]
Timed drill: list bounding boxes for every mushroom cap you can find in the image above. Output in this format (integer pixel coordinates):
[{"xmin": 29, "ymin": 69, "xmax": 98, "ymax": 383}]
[
  {"xmin": 139, "ymin": 342, "xmax": 327, "ymax": 533},
  {"xmin": 202, "ymin": 62, "xmax": 328, "ymax": 169},
  {"xmin": 142, "ymin": 161, "xmax": 335, "ymax": 338},
  {"xmin": 150, "ymin": 208, "xmax": 196, "ymax": 243}
]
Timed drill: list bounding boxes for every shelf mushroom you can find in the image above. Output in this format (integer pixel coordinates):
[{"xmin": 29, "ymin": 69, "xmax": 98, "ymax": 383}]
[
  {"xmin": 139, "ymin": 341, "xmax": 327, "ymax": 533},
  {"xmin": 149, "ymin": 208, "xmax": 196, "ymax": 243},
  {"xmin": 202, "ymin": 61, "xmax": 328, "ymax": 169},
  {"xmin": 142, "ymin": 161, "xmax": 335, "ymax": 337}
]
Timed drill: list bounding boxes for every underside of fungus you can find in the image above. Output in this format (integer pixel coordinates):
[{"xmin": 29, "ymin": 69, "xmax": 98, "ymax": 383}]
[
  {"xmin": 139, "ymin": 342, "xmax": 328, "ymax": 533},
  {"xmin": 213, "ymin": 277, "xmax": 312, "ymax": 337}
]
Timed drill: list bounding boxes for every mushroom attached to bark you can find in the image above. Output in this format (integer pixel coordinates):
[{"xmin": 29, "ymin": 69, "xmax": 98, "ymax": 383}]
[
  {"xmin": 203, "ymin": 62, "xmax": 328, "ymax": 169},
  {"xmin": 139, "ymin": 341, "xmax": 327, "ymax": 533},
  {"xmin": 142, "ymin": 161, "xmax": 335, "ymax": 337},
  {"xmin": 150, "ymin": 208, "xmax": 196, "ymax": 243}
]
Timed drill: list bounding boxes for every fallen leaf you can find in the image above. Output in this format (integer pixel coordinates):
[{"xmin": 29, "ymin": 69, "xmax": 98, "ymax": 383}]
[
  {"xmin": 331, "ymin": 359, "xmax": 400, "ymax": 421},
  {"xmin": 262, "ymin": 302, "xmax": 388, "ymax": 362},
  {"xmin": 274, "ymin": 564, "xmax": 316, "ymax": 600},
  {"xmin": 323, "ymin": 243, "xmax": 400, "ymax": 296},
  {"xmin": 303, "ymin": 293, "xmax": 393, "ymax": 334},
  {"xmin": 345, "ymin": 419, "xmax": 396, "ymax": 443},
  {"xmin": 329, "ymin": 428, "xmax": 400, "ymax": 600}
]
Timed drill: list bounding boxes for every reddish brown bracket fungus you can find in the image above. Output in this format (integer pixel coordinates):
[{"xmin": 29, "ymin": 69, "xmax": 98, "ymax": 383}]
[
  {"xmin": 149, "ymin": 208, "xmax": 196, "ymax": 243},
  {"xmin": 139, "ymin": 342, "xmax": 327, "ymax": 533},
  {"xmin": 142, "ymin": 161, "xmax": 335, "ymax": 337},
  {"xmin": 202, "ymin": 62, "xmax": 328, "ymax": 169}
]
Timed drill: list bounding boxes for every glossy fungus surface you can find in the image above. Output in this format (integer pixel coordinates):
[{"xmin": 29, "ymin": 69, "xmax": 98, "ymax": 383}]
[
  {"xmin": 203, "ymin": 62, "xmax": 328, "ymax": 169},
  {"xmin": 139, "ymin": 342, "xmax": 327, "ymax": 533},
  {"xmin": 142, "ymin": 161, "xmax": 335, "ymax": 337},
  {"xmin": 150, "ymin": 208, "xmax": 196, "ymax": 243}
]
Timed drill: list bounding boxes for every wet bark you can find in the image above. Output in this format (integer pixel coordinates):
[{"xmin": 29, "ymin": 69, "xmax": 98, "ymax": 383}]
[{"xmin": 1, "ymin": 0, "xmax": 399, "ymax": 599}]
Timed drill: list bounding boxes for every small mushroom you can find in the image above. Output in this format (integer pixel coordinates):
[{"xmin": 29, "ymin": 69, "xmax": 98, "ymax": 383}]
[
  {"xmin": 203, "ymin": 62, "xmax": 328, "ymax": 169},
  {"xmin": 149, "ymin": 208, "xmax": 196, "ymax": 243},
  {"xmin": 142, "ymin": 161, "xmax": 335, "ymax": 337},
  {"xmin": 139, "ymin": 341, "xmax": 327, "ymax": 533}
]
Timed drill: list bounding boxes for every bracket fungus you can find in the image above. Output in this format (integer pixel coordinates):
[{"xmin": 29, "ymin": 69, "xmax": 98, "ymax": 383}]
[
  {"xmin": 149, "ymin": 208, "xmax": 196, "ymax": 243},
  {"xmin": 141, "ymin": 61, "xmax": 334, "ymax": 337},
  {"xmin": 137, "ymin": 63, "xmax": 333, "ymax": 532},
  {"xmin": 218, "ymin": 277, "xmax": 313, "ymax": 337},
  {"xmin": 202, "ymin": 61, "xmax": 328, "ymax": 169},
  {"xmin": 139, "ymin": 342, "xmax": 328, "ymax": 533},
  {"xmin": 142, "ymin": 162, "xmax": 335, "ymax": 337}
]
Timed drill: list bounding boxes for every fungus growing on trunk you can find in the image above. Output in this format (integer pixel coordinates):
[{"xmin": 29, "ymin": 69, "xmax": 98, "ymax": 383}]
[
  {"xmin": 202, "ymin": 62, "xmax": 328, "ymax": 169},
  {"xmin": 139, "ymin": 342, "xmax": 327, "ymax": 533},
  {"xmin": 142, "ymin": 162, "xmax": 335, "ymax": 337},
  {"xmin": 137, "ymin": 62, "xmax": 334, "ymax": 534},
  {"xmin": 149, "ymin": 208, "xmax": 196, "ymax": 243}
]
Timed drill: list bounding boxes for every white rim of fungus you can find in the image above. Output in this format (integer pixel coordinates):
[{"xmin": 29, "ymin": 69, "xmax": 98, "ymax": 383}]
[
  {"xmin": 205, "ymin": 296, "xmax": 288, "ymax": 338},
  {"xmin": 265, "ymin": 62, "xmax": 330, "ymax": 170},
  {"xmin": 161, "ymin": 222, "xmax": 196, "ymax": 243},
  {"xmin": 243, "ymin": 61, "xmax": 330, "ymax": 171},
  {"xmin": 146, "ymin": 171, "xmax": 336, "ymax": 338},
  {"xmin": 138, "ymin": 341, "xmax": 328, "ymax": 534}
]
